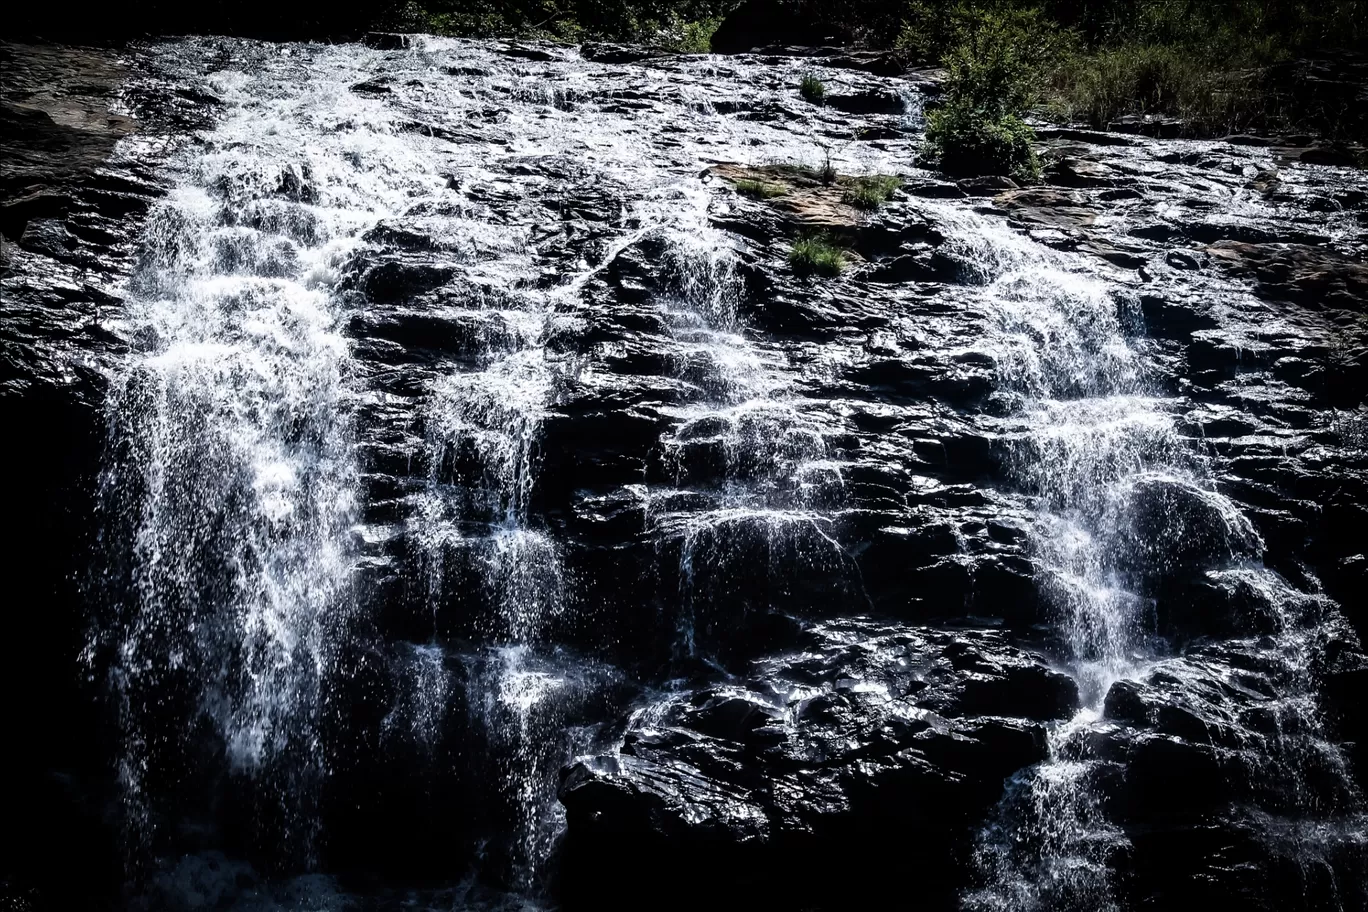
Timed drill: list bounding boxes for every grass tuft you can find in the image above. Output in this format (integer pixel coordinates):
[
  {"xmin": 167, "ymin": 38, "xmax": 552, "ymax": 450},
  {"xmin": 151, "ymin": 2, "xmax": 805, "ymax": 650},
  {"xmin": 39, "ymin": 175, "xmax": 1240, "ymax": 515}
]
[
  {"xmin": 734, "ymin": 178, "xmax": 788, "ymax": 199},
  {"xmin": 800, "ymin": 74, "xmax": 827, "ymax": 104},
  {"xmin": 842, "ymin": 174, "xmax": 902, "ymax": 209},
  {"xmin": 790, "ymin": 234, "xmax": 845, "ymax": 277}
]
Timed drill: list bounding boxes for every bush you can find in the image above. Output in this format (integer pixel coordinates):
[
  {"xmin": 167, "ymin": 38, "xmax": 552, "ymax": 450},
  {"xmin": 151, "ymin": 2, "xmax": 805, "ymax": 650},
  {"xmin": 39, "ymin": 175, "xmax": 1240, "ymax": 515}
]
[
  {"xmin": 916, "ymin": 6, "xmax": 1061, "ymax": 180},
  {"xmin": 734, "ymin": 178, "xmax": 788, "ymax": 199},
  {"xmin": 800, "ymin": 74, "xmax": 827, "ymax": 104},
  {"xmin": 400, "ymin": 0, "xmax": 734, "ymax": 43},
  {"xmin": 842, "ymin": 174, "xmax": 902, "ymax": 209},
  {"xmin": 942, "ymin": 6, "xmax": 1076, "ymax": 117},
  {"xmin": 661, "ymin": 14, "xmax": 723, "ymax": 52},
  {"xmin": 1052, "ymin": 44, "xmax": 1219, "ymax": 128},
  {"xmin": 922, "ymin": 102, "xmax": 1039, "ymax": 179},
  {"xmin": 790, "ymin": 234, "xmax": 845, "ymax": 277}
]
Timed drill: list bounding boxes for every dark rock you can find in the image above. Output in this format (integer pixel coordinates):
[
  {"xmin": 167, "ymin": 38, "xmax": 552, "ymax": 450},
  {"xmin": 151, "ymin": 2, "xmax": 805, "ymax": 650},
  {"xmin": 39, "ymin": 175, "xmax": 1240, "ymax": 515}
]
[
  {"xmin": 3, "ymin": 35, "xmax": 1366, "ymax": 912},
  {"xmin": 958, "ymin": 175, "xmax": 1019, "ymax": 195},
  {"xmin": 364, "ymin": 32, "xmax": 414, "ymax": 50},
  {"xmin": 580, "ymin": 43, "xmax": 666, "ymax": 65},
  {"xmin": 350, "ymin": 77, "xmax": 393, "ymax": 96},
  {"xmin": 559, "ymin": 620, "xmax": 1065, "ymax": 907},
  {"xmin": 1299, "ymin": 145, "xmax": 1361, "ymax": 167},
  {"xmin": 825, "ymin": 89, "xmax": 906, "ymax": 115},
  {"xmin": 903, "ymin": 179, "xmax": 968, "ymax": 199},
  {"xmin": 820, "ymin": 51, "xmax": 908, "ymax": 77},
  {"xmin": 1114, "ymin": 476, "xmax": 1262, "ymax": 588},
  {"xmin": 1108, "ymin": 115, "xmax": 1185, "ymax": 138},
  {"xmin": 1206, "ymin": 240, "xmax": 1368, "ymax": 311},
  {"xmin": 1044, "ymin": 156, "xmax": 1118, "ymax": 188},
  {"xmin": 500, "ymin": 43, "xmax": 560, "ymax": 62},
  {"xmin": 351, "ymin": 259, "xmax": 457, "ymax": 302},
  {"xmin": 1036, "ymin": 127, "xmax": 1138, "ymax": 146},
  {"xmin": 1165, "ymin": 250, "xmax": 1203, "ymax": 270}
]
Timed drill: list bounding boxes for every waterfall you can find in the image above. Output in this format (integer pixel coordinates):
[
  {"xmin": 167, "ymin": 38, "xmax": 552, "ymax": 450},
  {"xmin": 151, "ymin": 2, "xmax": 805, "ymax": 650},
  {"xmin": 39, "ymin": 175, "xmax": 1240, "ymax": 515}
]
[
  {"xmin": 90, "ymin": 42, "xmax": 439, "ymax": 862},
  {"xmin": 647, "ymin": 187, "xmax": 859, "ymax": 661},
  {"xmin": 941, "ymin": 209, "xmax": 1364, "ymax": 910},
  {"xmin": 54, "ymin": 33, "xmax": 1361, "ymax": 911}
]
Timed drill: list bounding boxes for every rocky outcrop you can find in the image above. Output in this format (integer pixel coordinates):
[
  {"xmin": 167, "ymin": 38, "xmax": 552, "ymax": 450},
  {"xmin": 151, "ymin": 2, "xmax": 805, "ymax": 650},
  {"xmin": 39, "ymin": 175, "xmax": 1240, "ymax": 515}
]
[
  {"xmin": 558, "ymin": 620, "xmax": 1075, "ymax": 907},
  {"xmin": 1206, "ymin": 240, "xmax": 1368, "ymax": 312},
  {"xmin": 0, "ymin": 40, "xmax": 167, "ymax": 912}
]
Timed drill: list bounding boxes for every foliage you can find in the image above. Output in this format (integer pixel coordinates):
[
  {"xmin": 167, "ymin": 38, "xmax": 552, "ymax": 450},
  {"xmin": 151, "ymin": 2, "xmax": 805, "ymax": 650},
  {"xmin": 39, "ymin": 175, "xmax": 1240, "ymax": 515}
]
[
  {"xmin": 842, "ymin": 174, "xmax": 902, "ymax": 209},
  {"xmin": 790, "ymin": 234, "xmax": 845, "ymax": 277},
  {"xmin": 922, "ymin": 103, "xmax": 1039, "ymax": 179},
  {"xmin": 800, "ymin": 74, "xmax": 827, "ymax": 104},
  {"xmin": 1042, "ymin": 2, "xmax": 1368, "ymax": 137},
  {"xmin": 734, "ymin": 178, "xmax": 789, "ymax": 199},
  {"xmin": 917, "ymin": 4, "xmax": 1063, "ymax": 179},
  {"xmin": 663, "ymin": 15, "xmax": 724, "ymax": 52},
  {"xmin": 390, "ymin": 0, "xmax": 731, "ymax": 43},
  {"xmin": 12, "ymin": 0, "xmax": 1368, "ymax": 141}
]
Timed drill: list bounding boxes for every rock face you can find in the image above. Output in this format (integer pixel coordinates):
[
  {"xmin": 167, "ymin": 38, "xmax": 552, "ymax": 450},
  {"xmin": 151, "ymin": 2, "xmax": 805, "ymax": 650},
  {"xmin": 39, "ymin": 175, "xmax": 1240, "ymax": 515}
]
[
  {"xmin": 1, "ymin": 37, "xmax": 1366, "ymax": 912},
  {"xmin": 559, "ymin": 620, "xmax": 1075, "ymax": 907},
  {"xmin": 0, "ymin": 41, "xmax": 181, "ymax": 911}
]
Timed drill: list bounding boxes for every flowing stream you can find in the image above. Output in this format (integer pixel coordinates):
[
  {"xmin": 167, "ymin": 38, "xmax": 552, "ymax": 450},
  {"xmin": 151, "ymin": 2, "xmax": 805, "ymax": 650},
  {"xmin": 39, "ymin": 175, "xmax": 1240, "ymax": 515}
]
[{"xmin": 67, "ymin": 35, "xmax": 1366, "ymax": 911}]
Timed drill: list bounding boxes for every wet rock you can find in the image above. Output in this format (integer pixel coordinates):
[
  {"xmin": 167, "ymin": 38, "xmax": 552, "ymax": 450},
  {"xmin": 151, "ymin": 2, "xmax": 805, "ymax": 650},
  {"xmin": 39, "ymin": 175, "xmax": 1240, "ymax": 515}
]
[
  {"xmin": 958, "ymin": 175, "xmax": 1019, "ymax": 195},
  {"xmin": 1122, "ymin": 734, "xmax": 1228, "ymax": 815},
  {"xmin": 1108, "ymin": 114, "xmax": 1185, "ymax": 138},
  {"xmin": 500, "ymin": 43, "xmax": 560, "ymax": 62},
  {"xmin": 580, "ymin": 43, "xmax": 666, "ymax": 65},
  {"xmin": 364, "ymin": 32, "xmax": 414, "ymax": 50},
  {"xmin": 1299, "ymin": 145, "xmax": 1362, "ymax": 167},
  {"xmin": 350, "ymin": 77, "xmax": 393, "ymax": 96},
  {"xmin": 1153, "ymin": 570, "xmax": 1282, "ymax": 640},
  {"xmin": 559, "ymin": 620, "xmax": 1067, "ymax": 907},
  {"xmin": 1206, "ymin": 241, "xmax": 1368, "ymax": 312},
  {"xmin": 1115, "ymin": 475, "xmax": 1262, "ymax": 588},
  {"xmin": 825, "ymin": 89, "xmax": 906, "ymax": 115},
  {"xmin": 1165, "ymin": 250, "xmax": 1203, "ymax": 270},
  {"xmin": 903, "ymin": 179, "xmax": 968, "ymax": 199},
  {"xmin": 995, "ymin": 188, "xmax": 1096, "ymax": 230},
  {"xmin": 3, "ymin": 34, "xmax": 1367, "ymax": 912},
  {"xmin": 349, "ymin": 259, "xmax": 457, "ymax": 302},
  {"xmin": 1044, "ymin": 155, "xmax": 1118, "ymax": 188}
]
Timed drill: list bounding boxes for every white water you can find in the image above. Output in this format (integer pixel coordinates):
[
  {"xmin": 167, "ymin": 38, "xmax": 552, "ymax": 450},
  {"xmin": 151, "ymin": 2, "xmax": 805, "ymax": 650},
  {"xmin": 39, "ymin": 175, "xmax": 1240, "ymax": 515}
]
[
  {"xmin": 942, "ymin": 208, "xmax": 1362, "ymax": 910},
  {"xmin": 86, "ymin": 36, "xmax": 1363, "ymax": 907},
  {"xmin": 94, "ymin": 43, "xmax": 441, "ymax": 860}
]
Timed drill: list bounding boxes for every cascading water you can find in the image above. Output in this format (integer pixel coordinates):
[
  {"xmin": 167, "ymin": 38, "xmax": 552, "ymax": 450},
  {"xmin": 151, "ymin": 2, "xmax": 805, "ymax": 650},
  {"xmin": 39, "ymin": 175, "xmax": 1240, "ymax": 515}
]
[
  {"xmin": 943, "ymin": 210, "xmax": 1365, "ymax": 910},
  {"xmin": 89, "ymin": 43, "xmax": 439, "ymax": 864},
  {"xmin": 46, "ymin": 31, "xmax": 1362, "ymax": 912},
  {"xmin": 648, "ymin": 190, "xmax": 859, "ymax": 660}
]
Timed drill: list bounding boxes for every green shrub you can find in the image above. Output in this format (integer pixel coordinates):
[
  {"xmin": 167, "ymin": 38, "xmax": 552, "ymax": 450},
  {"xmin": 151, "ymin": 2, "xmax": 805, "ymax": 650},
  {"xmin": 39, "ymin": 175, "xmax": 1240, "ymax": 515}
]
[
  {"xmin": 842, "ymin": 174, "xmax": 902, "ymax": 209},
  {"xmin": 734, "ymin": 178, "xmax": 788, "ymax": 199},
  {"xmin": 922, "ymin": 101, "xmax": 1039, "ymax": 180},
  {"xmin": 662, "ymin": 14, "xmax": 723, "ymax": 52},
  {"xmin": 1053, "ymin": 44, "xmax": 1215, "ymax": 126},
  {"xmin": 916, "ymin": 4, "xmax": 1062, "ymax": 180},
  {"xmin": 800, "ymin": 74, "xmax": 827, "ymax": 104},
  {"xmin": 790, "ymin": 235, "xmax": 845, "ymax": 277},
  {"xmin": 941, "ymin": 5, "xmax": 1076, "ymax": 119}
]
